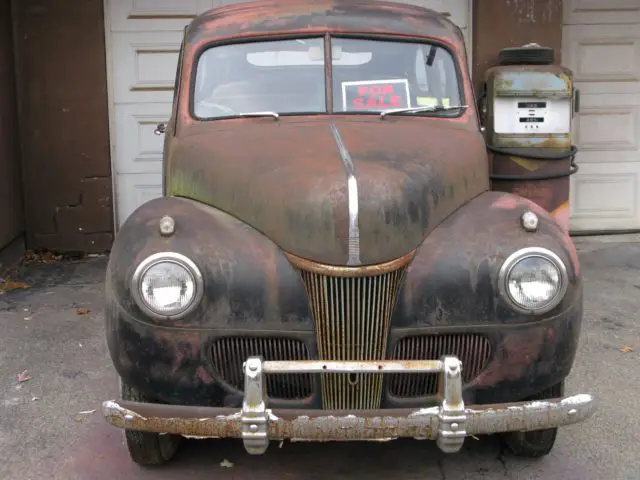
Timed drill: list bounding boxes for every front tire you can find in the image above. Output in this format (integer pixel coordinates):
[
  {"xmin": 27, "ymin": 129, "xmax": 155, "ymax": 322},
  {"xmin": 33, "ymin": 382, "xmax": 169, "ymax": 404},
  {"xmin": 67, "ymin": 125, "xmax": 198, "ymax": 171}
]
[
  {"xmin": 119, "ymin": 378, "xmax": 182, "ymax": 466},
  {"xmin": 501, "ymin": 381, "xmax": 564, "ymax": 458}
]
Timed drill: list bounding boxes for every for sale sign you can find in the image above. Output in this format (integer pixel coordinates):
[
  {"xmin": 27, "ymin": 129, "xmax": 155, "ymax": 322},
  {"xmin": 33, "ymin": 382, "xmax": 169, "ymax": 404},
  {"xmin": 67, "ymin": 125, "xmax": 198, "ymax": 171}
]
[{"xmin": 341, "ymin": 79, "xmax": 411, "ymax": 112}]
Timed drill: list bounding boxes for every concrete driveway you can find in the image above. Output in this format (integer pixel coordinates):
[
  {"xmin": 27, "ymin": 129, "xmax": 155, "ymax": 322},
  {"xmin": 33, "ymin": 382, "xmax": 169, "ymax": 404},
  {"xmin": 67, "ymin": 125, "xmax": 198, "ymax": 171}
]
[{"xmin": 1, "ymin": 236, "xmax": 638, "ymax": 480}]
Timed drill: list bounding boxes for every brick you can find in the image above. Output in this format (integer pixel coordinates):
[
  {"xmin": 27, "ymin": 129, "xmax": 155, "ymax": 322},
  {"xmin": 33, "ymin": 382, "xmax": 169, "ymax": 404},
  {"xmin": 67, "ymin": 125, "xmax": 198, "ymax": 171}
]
[
  {"xmin": 33, "ymin": 232, "xmax": 113, "ymax": 254},
  {"xmin": 55, "ymin": 205, "xmax": 113, "ymax": 236},
  {"xmin": 81, "ymin": 177, "xmax": 113, "ymax": 207}
]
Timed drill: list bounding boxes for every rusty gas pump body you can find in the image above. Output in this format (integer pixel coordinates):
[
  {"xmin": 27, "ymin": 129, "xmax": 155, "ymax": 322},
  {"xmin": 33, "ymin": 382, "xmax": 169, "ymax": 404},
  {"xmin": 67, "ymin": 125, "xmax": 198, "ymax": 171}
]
[{"xmin": 482, "ymin": 44, "xmax": 580, "ymax": 232}]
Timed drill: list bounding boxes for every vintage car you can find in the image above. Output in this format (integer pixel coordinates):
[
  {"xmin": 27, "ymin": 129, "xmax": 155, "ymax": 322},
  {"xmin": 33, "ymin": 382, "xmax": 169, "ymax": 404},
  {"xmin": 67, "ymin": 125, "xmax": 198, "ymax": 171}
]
[{"xmin": 102, "ymin": 0, "xmax": 596, "ymax": 467}]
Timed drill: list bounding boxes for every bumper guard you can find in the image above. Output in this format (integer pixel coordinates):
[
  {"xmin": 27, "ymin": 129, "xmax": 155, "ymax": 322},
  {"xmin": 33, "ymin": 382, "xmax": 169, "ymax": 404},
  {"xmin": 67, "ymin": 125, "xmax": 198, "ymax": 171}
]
[{"xmin": 102, "ymin": 356, "xmax": 596, "ymax": 455}]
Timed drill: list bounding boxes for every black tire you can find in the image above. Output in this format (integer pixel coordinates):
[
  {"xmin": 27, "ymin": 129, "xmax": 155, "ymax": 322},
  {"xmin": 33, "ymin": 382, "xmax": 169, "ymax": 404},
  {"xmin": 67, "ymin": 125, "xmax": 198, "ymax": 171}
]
[
  {"xmin": 501, "ymin": 381, "xmax": 564, "ymax": 458},
  {"xmin": 119, "ymin": 378, "xmax": 182, "ymax": 466}
]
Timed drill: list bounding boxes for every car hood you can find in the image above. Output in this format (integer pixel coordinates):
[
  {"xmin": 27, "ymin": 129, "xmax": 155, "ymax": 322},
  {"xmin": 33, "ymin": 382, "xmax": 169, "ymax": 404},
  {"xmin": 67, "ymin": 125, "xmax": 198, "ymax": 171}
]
[{"xmin": 167, "ymin": 117, "xmax": 489, "ymax": 266}]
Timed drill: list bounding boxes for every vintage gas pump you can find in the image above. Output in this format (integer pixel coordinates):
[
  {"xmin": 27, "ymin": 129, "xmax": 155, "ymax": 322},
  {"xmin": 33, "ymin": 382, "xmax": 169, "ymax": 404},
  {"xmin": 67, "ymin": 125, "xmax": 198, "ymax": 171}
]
[{"xmin": 479, "ymin": 44, "xmax": 580, "ymax": 232}]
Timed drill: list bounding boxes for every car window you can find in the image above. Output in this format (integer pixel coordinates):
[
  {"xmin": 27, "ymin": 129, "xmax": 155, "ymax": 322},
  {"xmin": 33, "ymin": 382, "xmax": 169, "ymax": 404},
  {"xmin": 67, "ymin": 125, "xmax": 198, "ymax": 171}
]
[
  {"xmin": 331, "ymin": 38, "xmax": 462, "ymax": 113},
  {"xmin": 193, "ymin": 38, "xmax": 326, "ymax": 119}
]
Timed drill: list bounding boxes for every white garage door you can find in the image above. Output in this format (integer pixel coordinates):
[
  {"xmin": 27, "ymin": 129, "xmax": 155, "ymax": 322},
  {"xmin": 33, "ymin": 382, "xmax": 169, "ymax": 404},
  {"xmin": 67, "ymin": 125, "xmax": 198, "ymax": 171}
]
[
  {"xmin": 104, "ymin": 0, "xmax": 472, "ymax": 228},
  {"xmin": 563, "ymin": 1, "xmax": 640, "ymax": 233}
]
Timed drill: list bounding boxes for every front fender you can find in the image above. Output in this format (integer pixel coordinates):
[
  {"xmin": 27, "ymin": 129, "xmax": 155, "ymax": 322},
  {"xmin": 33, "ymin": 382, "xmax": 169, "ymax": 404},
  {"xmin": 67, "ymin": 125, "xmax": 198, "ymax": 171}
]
[
  {"xmin": 392, "ymin": 191, "xmax": 583, "ymax": 328},
  {"xmin": 105, "ymin": 196, "xmax": 313, "ymax": 331}
]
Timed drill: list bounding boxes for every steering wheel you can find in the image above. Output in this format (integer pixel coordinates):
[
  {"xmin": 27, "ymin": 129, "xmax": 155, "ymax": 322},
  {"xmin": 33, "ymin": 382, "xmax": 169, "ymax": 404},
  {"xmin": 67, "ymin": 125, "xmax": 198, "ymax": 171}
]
[{"xmin": 196, "ymin": 101, "xmax": 236, "ymax": 117}]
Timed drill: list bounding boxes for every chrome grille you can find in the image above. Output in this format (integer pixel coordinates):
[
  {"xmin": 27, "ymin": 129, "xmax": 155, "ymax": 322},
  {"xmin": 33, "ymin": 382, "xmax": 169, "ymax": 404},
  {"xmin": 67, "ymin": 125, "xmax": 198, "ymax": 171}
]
[
  {"xmin": 299, "ymin": 268, "xmax": 406, "ymax": 410},
  {"xmin": 210, "ymin": 337, "xmax": 313, "ymax": 400},
  {"xmin": 388, "ymin": 334, "xmax": 492, "ymax": 398}
]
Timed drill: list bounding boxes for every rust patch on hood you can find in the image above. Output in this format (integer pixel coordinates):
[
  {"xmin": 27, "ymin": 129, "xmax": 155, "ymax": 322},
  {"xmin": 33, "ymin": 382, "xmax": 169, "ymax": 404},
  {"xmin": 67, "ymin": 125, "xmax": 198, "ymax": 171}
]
[{"xmin": 167, "ymin": 116, "xmax": 488, "ymax": 266}]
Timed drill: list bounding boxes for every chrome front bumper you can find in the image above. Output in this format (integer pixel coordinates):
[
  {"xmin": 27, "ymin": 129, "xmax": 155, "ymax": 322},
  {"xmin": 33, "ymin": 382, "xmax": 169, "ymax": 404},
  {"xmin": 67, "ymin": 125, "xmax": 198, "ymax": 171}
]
[{"xmin": 102, "ymin": 356, "xmax": 596, "ymax": 455}]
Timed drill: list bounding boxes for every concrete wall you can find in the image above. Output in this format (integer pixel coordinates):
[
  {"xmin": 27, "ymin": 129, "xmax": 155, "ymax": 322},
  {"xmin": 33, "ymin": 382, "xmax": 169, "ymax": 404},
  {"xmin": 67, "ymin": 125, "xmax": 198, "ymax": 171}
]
[
  {"xmin": 0, "ymin": 0, "xmax": 24, "ymax": 253},
  {"xmin": 11, "ymin": 0, "xmax": 113, "ymax": 253}
]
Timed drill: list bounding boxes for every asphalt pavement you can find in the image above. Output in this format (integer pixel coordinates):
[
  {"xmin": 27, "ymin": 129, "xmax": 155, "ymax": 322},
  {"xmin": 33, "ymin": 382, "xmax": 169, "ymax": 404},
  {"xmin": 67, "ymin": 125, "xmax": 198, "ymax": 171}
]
[{"xmin": 0, "ymin": 235, "xmax": 638, "ymax": 479}]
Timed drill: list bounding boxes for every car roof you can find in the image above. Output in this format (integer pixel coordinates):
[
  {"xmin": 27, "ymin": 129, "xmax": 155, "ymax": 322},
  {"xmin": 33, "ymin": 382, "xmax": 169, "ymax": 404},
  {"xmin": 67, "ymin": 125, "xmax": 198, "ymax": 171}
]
[{"xmin": 185, "ymin": 0, "xmax": 464, "ymax": 46}]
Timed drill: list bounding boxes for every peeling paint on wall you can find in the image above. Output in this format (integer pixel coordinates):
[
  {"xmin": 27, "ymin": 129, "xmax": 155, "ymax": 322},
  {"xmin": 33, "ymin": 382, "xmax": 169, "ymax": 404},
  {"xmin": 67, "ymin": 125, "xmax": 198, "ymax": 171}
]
[{"xmin": 505, "ymin": 0, "xmax": 561, "ymax": 24}]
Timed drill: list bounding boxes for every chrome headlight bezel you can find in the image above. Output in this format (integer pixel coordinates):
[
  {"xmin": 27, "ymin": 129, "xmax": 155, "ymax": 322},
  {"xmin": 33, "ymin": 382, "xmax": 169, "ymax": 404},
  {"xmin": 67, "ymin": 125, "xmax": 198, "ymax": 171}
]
[
  {"xmin": 130, "ymin": 252, "xmax": 204, "ymax": 320},
  {"xmin": 497, "ymin": 247, "xmax": 569, "ymax": 315}
]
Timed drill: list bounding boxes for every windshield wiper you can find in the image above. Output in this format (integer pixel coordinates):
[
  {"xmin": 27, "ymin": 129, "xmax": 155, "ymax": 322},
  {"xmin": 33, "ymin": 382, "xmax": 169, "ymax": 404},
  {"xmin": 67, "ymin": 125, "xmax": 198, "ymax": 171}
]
[
  {"xmin": 380, "ymin": 104, "xmax": 468, "ymax": 119},
  {"xmin": 236, "ymin": 111, "xmax": 280, "ymax": 120}
]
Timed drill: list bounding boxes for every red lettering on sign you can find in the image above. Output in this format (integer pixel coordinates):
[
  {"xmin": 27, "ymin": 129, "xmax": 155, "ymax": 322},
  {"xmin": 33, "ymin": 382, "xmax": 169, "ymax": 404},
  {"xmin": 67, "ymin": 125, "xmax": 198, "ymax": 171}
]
[
  {"xmin": 352, "ymin": 94, "xmax": 401, "ymax": 109},
  {"xmin": 348, "ymin": 81, "xmax": 407, "ymax": 110},
  {"xmin": 367, "ymin": 85, "xmax": 394, "ymax": 96}
]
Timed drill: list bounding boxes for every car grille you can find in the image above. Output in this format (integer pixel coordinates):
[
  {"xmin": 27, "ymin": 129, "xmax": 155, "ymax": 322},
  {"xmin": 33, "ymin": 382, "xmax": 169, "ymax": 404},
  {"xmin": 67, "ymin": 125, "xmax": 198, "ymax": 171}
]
[
  {"xmin": 388, "ymin": 334, "xmax": 492, "ymax": 398},
  {"xmin": 210, "ymin": 336, "xmax": 313, "ymax": 400},
  {"xmin": 299, "ymin": 268, "xmax": 406, "ymax": 410}
]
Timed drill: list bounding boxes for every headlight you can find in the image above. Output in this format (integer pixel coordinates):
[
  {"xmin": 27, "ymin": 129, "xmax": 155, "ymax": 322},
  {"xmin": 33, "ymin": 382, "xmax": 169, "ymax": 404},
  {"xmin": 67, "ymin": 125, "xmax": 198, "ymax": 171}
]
[
  {"xmin": 498, "ymin": 247, "xmax": 568, "ymax": 315},
  {"xmin": 131, "ymin": 252, "xmax": 204, "ymax": 319}
]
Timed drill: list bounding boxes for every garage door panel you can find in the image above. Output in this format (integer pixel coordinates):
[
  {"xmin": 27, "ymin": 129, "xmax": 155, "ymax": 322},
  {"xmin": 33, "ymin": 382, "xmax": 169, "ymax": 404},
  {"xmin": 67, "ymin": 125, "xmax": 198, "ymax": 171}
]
[
  {"xmin": 563, "ymin": 25, "xmax": 640, "ymax": 85},
  {"xmin": 573, "ymin": 90, "xmax": 640, "ymax": 159},
  {"xmin": 564, "ymin": 0, "xmax": 640, "ymax": 25},
  {"xmin": 115, "ymin": 173, "xmax": 163, "ymax": 227},
  {"xmin": 575, "ymin": 107, "xmax": 639, "ymax": 155},
  {"xmin": 108, "ymin": 0, "xmax": 214, "ymax": 32},
  {"xmin": 110, "ymin": 31, "xmax": 183, "ymax": 104},
  {"xmin": 563, "ymin": 10, "xmax": 640, "ymax": 231},
  {"xmin": 570, "ymin": 162, "xmax": 640, "ymax": 231},
  {"xmin": 577, "ymin": 82, "xmax": 640, "ymax": 96},
  {"xmin": 113, "ymin": 103, "xmax": 172, "ymax": 175}
]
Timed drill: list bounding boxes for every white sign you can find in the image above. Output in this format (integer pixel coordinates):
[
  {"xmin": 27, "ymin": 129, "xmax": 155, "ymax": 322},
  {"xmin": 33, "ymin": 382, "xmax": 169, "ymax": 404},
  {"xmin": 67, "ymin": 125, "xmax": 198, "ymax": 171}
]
[{"xmin": 493, "ymin": 97, "xmax": 571, "ymax": 135}]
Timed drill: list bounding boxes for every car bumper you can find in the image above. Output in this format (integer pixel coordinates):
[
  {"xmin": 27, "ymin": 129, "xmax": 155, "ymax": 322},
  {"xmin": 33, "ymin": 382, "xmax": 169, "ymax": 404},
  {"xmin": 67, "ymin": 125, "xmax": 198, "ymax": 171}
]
[{"xmin": 102, "ymin": 356, "xmax": 596, "ymax": 455}]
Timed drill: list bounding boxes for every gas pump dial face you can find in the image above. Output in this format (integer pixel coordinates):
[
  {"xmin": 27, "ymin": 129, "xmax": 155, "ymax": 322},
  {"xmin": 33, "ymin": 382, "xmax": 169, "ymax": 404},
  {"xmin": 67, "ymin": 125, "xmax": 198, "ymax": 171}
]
[
  {"xmin": 517, "ymin": 101, "xmax": 546, "ymax": 128},
  {"xmin": 493, "ymin": 97, "xmax": 571, "ymax": 135}
]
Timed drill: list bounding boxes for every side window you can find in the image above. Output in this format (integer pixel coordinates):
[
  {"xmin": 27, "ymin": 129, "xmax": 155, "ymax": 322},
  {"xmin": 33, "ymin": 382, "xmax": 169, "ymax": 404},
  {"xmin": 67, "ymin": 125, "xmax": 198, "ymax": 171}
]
[
  {"xmin": 415, "ymin": 48, "xmax": 428, "ymax": 90},
  {"xmin": 165, "ymin": 32, "xmax": 185, "ymax": 137},
  {"xmin": 413, "ymin": 45, "xmax": 459, "ymax": 108},
  {"xmin": 172, "ymin": 32, "xmax": 186, "ymax": 109},
  {"xmin": 163, "ymin": 31, "xmax": 185, "ymax": 196}
]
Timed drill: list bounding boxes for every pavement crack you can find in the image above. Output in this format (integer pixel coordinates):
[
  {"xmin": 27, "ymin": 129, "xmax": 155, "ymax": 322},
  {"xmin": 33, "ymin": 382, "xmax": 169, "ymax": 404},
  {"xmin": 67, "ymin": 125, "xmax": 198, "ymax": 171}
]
[
  {"xmin": 437, "ymin": 457, "xmax": 446, "ymax": 480},
  {"xmin": 497, "ymin": 443, "xmax": 509, "ymax": 476}
]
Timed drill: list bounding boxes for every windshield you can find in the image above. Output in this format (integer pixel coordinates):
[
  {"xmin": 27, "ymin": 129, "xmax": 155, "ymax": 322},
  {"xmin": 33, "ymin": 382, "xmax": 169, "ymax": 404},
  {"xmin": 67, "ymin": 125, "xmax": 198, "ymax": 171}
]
[
  {"xmin": 332, "ymin": 38, "xmax": 461, "ymax": 114},
  {"xmin": 192, "ymin": 37, "xmax": 462, "ymax": 120},
  {"xmin": 193, "ymin": 37, "xmax": 326, "ymax": 119}
]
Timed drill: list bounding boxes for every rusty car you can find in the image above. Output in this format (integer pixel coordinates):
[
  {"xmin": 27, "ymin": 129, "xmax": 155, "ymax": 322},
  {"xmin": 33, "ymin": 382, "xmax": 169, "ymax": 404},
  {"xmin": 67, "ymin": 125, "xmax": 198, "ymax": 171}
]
[{"xmin": 101, "ymin": 0, "xmax": 596, "ymax": 467}]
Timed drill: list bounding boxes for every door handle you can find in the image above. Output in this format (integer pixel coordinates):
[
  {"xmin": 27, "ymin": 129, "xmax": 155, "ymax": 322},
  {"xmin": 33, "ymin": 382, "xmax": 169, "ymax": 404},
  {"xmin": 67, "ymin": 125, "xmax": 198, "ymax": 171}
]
[{"xmin": 154, "ymin": 123, "xmax": 167, "ymax": 135}]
